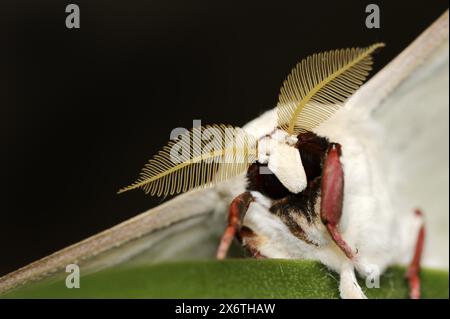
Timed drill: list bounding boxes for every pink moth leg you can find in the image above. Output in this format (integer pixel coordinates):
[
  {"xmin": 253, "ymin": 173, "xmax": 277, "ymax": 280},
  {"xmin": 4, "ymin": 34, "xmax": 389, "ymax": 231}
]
[
  {"xmin": 406, "ymin": 209, "xmax": 425, "ymax": 299},
  {"xmin": 216, "ymin": 191, "xmax": 254, "ymax": 259},
  {"xmin": 320, "ymin": 143, "xmax": 355, "ymax": 260}
]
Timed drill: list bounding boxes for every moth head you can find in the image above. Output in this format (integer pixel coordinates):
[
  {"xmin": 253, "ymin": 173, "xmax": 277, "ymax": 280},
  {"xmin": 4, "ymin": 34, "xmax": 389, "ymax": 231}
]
[
  {"xmin": 257, "ymin": 129, "xmax": 307, "ymax": 194},
  {"xmin": 258, "ymin": 42, "xmax": 385, "ymax": 194}
]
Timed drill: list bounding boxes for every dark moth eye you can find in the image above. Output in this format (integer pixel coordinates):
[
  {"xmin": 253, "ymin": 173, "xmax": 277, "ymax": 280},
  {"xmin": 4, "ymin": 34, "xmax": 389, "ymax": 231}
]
[
  {"xmin": 296, "ymin": 132, "xmax": 330, "ymax": 182},
  {"xmin": 246, "ymin": 162, "xmax": 291, "ymax": 199},
  {"xmin": 246, "ymin": 131, "xmax": 330, "ymax": 200}
]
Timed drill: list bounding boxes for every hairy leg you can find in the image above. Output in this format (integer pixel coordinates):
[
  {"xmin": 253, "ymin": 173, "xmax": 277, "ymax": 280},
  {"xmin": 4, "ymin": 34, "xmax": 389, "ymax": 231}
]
[
  {"xmin": 339, "ymin": 263, "xmax": 367, "ymax": 299},
  {"xmin": 216, "ymin": 192, "xmax": 254, "ymax": 259}
]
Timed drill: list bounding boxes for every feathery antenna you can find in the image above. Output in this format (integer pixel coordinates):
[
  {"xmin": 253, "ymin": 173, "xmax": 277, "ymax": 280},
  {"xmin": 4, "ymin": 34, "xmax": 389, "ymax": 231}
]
[
  {"xmin": 277, "ymin": 43, "xmax": 385, "ymax": 135},
  {"xmin": 118, "ymin": 124, "xmax": 258, "ymax": 196}
]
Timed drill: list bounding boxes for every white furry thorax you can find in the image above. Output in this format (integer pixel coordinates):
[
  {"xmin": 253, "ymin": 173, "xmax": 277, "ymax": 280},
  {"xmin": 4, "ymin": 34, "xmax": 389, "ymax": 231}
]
[{"xmin": 240, "ymin": 107, "xmax": 420, "ymax": 280}]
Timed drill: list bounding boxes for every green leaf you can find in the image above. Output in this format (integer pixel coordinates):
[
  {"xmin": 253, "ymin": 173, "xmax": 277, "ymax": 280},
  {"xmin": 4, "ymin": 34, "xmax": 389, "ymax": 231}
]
[{"xmin": 3, "ymin": 260, "xmax": 448, "ymax": 299}]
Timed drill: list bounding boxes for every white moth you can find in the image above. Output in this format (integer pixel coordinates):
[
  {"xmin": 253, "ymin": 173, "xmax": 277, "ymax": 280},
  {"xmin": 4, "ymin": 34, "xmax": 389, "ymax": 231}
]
[{"xmin": 0, "ymin": 11, "xmax": 448, "ymax": 299}]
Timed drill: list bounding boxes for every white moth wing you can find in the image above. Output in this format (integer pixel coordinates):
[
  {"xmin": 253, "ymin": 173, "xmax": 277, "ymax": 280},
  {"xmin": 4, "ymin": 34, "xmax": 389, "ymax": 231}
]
[
  {"xmin": 0, "ymin": 115, "xmax": 267, "ymax": 294},
  {"xmin": 370, "ymin": 17, "xmax": 449, "ymax": 269},
  {"xmin": 0, "ymin": 187, "xmax": 229, "ymax": 294},
  {"xmin": 315, "ymin": 11, "xmax": 449, "ymax": 270}
]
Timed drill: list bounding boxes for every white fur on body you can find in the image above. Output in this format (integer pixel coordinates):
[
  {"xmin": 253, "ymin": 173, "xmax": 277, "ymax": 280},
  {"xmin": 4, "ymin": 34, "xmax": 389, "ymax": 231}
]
[
  {"xmin": 217, "ymin": 105, "xmax": 423, "ymax": 299},
  {"xmin": 216, "ymin": 12, "xmax": 449, "ymax": 298}
]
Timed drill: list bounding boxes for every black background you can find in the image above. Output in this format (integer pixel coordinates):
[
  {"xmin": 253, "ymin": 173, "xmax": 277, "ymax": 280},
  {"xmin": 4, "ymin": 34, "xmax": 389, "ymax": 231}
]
[
  {"xmin": 1, "ymin": 299, "xmax": 446, "ymax": 317},
  {"xmin": 0, "ymin": 0, "xmax": 448, "ymax": 276}
]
